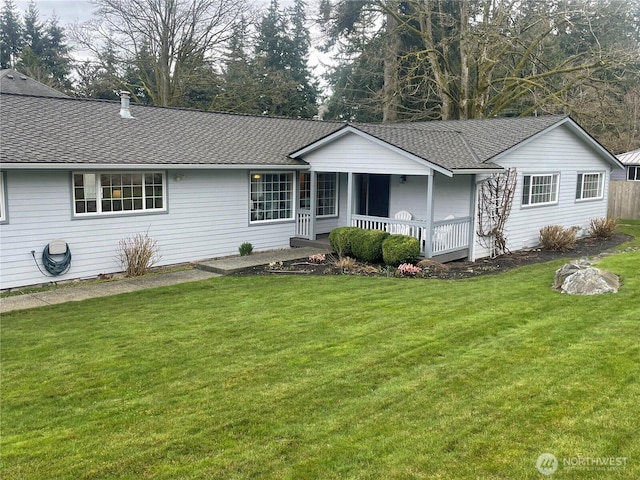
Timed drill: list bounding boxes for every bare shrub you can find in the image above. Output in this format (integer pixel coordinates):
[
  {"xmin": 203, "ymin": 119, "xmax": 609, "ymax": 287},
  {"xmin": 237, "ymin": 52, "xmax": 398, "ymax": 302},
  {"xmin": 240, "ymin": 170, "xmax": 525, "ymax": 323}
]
[
  {"xmin": 116, "ymin": 231, "xmax": 161, "ymax": 277},
  {"xmin": 539, "ymin": 225, "xmax": 578, "ymax": 252},
  {"xmin": 332, "ymin": 256, "xmax": 356, "ymax": 273},
  {"xmin": 588, "ymin": 217, "xmax": 617, "ymax": 239}
]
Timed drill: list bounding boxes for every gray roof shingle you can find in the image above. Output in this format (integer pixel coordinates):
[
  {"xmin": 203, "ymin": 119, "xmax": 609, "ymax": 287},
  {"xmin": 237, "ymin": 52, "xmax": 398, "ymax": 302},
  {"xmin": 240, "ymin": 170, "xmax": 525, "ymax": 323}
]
[
  {"xmin": 1, "ymin": 93, "xmax": 569, "ymax": 171},
  {"xmin": 0, "ymin": 69, "xmax": 69, "ymax": 98},
  {"xmin": 0, "ymin": 94, "xmax": 342, "ymax": 167},
  {"xmin": 352, "ymin": 114, "xmax": 567, "ymax": 169}
]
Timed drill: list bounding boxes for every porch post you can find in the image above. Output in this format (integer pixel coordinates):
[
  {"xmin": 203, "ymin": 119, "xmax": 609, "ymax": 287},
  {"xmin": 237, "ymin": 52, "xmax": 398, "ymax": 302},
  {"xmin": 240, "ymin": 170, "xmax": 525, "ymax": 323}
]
[
  {"xmin": 309, "ymin": 170, "xmax": 317, "ymax": 240},
  {"xmin": 346, "ymin": 171, "xmax": 354, "ymax": 227},
  {"xmin": 468, "ymin": 175, "xmax": 477, "ymax": 261},
  {"xmin": 425, "ymin": 173, "xmax": 434, "ymax": 258}
]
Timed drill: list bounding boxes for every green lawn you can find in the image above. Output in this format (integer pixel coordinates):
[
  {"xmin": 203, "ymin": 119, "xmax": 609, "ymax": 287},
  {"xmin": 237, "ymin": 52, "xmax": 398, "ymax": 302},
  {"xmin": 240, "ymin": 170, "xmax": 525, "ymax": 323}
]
[{"xmin": 2, "ymin": 232, "xmax": 639, "ymax": 479}]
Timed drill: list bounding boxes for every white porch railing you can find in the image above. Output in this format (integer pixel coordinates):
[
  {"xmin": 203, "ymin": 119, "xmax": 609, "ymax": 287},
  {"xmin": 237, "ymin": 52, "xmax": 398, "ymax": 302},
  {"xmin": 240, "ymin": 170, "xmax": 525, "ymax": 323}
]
[
  {"xmin": 351, "ymin": 214, "xmax": 471, "ymax": 257},
  {"xmin": 296, "ymin": 210, "xmax": 312, "ymax": 238},
  {"xmin": 432, "ymin": 217, "xmax": 471, "ymax": 255}
]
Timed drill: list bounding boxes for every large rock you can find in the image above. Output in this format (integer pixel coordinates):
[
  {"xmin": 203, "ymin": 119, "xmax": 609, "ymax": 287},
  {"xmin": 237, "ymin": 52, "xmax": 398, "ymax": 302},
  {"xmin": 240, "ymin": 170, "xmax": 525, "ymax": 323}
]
[{"xmin": 554, "ymin": 259, "xmax": 619, "ymax": 295}]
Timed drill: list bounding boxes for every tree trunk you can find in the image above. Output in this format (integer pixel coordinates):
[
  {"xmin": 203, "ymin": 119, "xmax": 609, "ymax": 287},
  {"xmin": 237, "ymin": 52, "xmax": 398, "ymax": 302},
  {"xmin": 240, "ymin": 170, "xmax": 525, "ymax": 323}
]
[{"xmin": 382, "ymin": 7, "xmax": 399, "ymax": 123}]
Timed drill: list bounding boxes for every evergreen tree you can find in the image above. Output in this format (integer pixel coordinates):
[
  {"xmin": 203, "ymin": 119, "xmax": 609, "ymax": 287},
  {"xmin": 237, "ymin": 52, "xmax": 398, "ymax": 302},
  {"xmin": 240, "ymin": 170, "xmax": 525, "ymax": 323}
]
[
  {"xmin": 0, "ymin": 0, "xmax": 22, "ymax": 68},
  {"xmin": 215, "ymin": 17, "xmax": 262, "ymax": 114},
  {"xmin": 3, "ymin": 1, "xmax": 72, "ymax": 89},
  {"xmin": 254, "ymin": 0, "xmax": 318, "ymax": 117},
  {"xmin": 75, "ymin": 41, "xmax": 122, "ymax": 100}
]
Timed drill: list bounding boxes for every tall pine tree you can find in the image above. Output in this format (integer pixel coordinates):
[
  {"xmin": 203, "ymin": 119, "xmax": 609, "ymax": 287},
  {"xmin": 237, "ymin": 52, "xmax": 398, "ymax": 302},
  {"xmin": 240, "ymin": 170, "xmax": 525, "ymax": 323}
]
[
  {"xmin": 254, "ymin": 0, "xmax": 317, "ymax": 117},
  {"xmin": 0, "ymin": 0, "xmax": 22, "ymax": 68}
]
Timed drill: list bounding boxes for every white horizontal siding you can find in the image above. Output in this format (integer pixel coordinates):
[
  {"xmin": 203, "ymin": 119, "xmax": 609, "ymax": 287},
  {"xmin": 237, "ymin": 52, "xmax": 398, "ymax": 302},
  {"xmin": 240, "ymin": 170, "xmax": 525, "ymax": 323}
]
[
  {"xmin": 389, "ymin": 175, "xmax": 428, "ymax": 221},
  {"xmin": 303, "ymin": 132, "xmax": 433, "ymax": 175},
  {"xmin": 473, "ymin": 124, "xmax": 612, "ymax": 259},
  {"xmin": 0, "ymin": 170, "xmax": 298, "ymax": 289},
  {"xmin": 433, "ymin": 173, "xmax": 472, "ymax": 221}
]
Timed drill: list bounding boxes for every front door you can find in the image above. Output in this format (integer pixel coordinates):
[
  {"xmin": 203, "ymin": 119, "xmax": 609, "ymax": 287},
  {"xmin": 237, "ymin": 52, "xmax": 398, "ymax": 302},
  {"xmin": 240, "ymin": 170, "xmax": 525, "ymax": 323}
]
[{"xmin": 357, "ymin": 174, "xmax": 390, "ymax": 217}]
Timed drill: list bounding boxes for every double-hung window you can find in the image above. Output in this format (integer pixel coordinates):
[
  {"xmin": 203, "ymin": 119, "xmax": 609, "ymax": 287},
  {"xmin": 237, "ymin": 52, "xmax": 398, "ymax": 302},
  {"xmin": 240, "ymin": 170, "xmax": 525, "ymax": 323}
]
[
  {"xmin": 576, "ymin": 172, "xmax": 604, "ymax": 200},
  {"xmin": 299, "ymin": 172, "xmax": 338, "ymax": 217},
  {"xmin": 250, "ymin": 172, "xmax": 294, "ymax": 222},
  {"xmin": 73, "ymin": 172, "xmax": 166, "ymax": 216},
  {"xmin": 521, "ymin": 173, "xmax": 559, "ymax": 206},
  {"xmin": 628, "ymin": 166, "xmax": 640, "ymax": 181}
]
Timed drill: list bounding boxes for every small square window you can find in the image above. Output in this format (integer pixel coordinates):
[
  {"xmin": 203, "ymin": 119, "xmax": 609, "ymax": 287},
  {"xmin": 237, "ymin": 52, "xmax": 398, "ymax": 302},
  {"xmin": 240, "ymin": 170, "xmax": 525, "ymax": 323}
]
[
  {"xmin": 576, "ymin": 172, "xmax": 604, "ymax": 200},
  {"xmin": 522, "ymin": 174, "xmax": 559, "ymax": 206}
]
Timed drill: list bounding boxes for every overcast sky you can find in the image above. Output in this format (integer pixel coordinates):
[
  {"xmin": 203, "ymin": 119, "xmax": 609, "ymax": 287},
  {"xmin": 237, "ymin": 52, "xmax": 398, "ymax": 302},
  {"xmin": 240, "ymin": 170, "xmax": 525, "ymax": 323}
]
[
  {"xmin": 13, "ymin": 0, "xmax": 330, "ymax": 88},
  {"xmin": 15, "ymin": 1, "xmax": 96, "ymax": 24}
]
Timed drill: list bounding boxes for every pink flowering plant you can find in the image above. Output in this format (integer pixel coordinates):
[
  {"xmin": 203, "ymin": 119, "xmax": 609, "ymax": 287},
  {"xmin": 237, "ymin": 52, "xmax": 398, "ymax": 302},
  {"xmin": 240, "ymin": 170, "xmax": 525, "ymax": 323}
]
[
  {"xmin": 309, "ymin": 254, "xmax": 326, "ymax": 264},
  {"xmin": 397, "ymin": 263, "xmax": 422, "ymax": 277}
]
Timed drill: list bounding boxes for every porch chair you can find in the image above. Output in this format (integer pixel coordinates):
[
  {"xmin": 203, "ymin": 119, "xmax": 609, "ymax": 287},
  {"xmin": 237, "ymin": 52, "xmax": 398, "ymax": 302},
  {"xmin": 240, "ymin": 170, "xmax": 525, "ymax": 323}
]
[
  {"xmin": 432, "ymin": 214, "xmax": 455, "ymax": 252},
  {"xmin": 390, "ymin": 210, "xmax": 413, "ymax": 235}
]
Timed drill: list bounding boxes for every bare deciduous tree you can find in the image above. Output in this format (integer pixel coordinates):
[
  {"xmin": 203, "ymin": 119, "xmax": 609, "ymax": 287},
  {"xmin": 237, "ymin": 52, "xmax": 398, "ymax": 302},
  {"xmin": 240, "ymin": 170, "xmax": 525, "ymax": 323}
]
[{"xmin": 75, "ymin": 0, "xmax": 250, "ymax": 106}]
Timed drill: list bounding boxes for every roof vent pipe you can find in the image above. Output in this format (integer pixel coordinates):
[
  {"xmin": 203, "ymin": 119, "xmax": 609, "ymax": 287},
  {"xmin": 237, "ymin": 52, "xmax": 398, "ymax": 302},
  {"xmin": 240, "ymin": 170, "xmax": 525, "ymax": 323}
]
[{"xmin": 119, "ymin": 91, "xmax": 134, "ymax": 119}]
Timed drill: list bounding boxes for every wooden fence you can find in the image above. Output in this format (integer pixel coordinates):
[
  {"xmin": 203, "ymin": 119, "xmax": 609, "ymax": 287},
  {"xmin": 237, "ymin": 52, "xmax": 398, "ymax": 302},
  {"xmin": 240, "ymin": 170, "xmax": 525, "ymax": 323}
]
[{"xmin": 608, "ymin": 181, "xmax": 640, "ymax": 219}]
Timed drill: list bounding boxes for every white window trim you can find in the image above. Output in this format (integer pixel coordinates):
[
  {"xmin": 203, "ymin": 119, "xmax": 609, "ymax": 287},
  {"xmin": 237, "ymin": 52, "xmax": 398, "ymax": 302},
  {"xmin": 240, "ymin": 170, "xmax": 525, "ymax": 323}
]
[
  {"xmin": 628, "ymin": 166, "xmax": 640, "ymax": 182},
  {"xmin": 299, "ymin": 172, "xmax": 339, "ymax": 218},
  {"xmin": 521, "ymin": 173, "xmax": 559, "ymax": 207},
  {"xmin": 72, "ymin": 171, "xmax": 167, "ymax": 217},
  {"xmin": 0, "ymin": 171, "xmax": 6, "ymax": 223},
  {"xmin": 576, "ymin": 171, "xmax": 605, "ymax": 201},
  {"xmin": 249, "ymin": 171, "xmax": 295, "ymax": 224}
]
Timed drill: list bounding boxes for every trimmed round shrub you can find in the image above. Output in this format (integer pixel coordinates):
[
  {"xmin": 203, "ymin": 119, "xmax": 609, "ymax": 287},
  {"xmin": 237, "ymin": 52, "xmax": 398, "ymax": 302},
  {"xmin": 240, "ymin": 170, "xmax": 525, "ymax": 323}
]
[
  {"xmin": 382, "ymin": 234, "xmax": 421, "ymax": 266},
  {"xmin": 351, "ymin": 229, "xmax": 389, "ymax": 263},
  {"xmin": 328, "ymin": 227, "xmax": 360, "ymax": 257}
]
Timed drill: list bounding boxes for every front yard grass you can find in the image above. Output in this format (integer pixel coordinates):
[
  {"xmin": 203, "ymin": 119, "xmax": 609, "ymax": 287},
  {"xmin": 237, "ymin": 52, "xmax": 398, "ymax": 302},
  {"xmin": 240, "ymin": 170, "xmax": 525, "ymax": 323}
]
[{"xmin": 1, "ymin": 241, "xmax": 639, "ymax": 478}]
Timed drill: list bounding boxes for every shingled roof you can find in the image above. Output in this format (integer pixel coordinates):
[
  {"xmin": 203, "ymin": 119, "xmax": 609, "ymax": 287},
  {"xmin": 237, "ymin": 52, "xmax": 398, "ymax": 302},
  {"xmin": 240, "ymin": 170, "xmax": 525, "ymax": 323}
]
[
  {"xmin": 0, "ymin": 93, "xmax": 342, "ymax": 167},
  {"xmin": 1, "ymin": 93, "xmax": 576, "ymax": 171},
  {"xmin": 350, "ymin": 114, "xmax": 569, "ymax": 170},
  {"xmin": 0, "ymin": 69, "xmax": 69, "ymax": 98}
]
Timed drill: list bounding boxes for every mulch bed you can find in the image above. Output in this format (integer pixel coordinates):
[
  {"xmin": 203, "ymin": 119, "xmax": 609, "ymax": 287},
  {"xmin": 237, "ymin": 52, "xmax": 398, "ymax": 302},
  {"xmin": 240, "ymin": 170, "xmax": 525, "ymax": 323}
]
[{"xmin": 233, "ymin": 233, "xmax": 633, "ymax": 280}]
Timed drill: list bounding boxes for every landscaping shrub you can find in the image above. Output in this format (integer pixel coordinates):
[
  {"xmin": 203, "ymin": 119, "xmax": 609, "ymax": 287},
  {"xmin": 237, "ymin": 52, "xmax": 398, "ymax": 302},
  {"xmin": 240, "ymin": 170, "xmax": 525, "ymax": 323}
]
[
  {"xmin": 397, "ymin": 263, "xmax": 422, "ymax": 277},
  {"xmin": 351, "ymin": 229, "xmax": 389, "ymax": 263},
  {"xmin": 539, "ymin": 225, "xmax": 578, "ymax": 251},
  {"xmin": 382, "ymin": 234, "xmax": 421, "ymax": 266},
  {"xmin": 332, "ymin": 256, "xmax": 356, "ymax": 273},
  {"xmin": 328, "ymin": 227, "xmax": 360, "ymax": 257},
  {"xmin": 588, "ymin": 217, "xmax": 617, "ymax": 239},
  {"xmin": 116, "ymin": 231, "xmax": 161, "ymax": 277},
  {"xmin": 238, "ymin": 242, "xmax": 254, "ymax": 256}
]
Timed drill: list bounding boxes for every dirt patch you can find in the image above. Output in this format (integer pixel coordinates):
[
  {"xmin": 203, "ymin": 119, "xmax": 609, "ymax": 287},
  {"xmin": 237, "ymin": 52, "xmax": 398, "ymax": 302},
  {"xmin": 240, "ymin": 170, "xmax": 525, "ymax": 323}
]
[{"xmin": 233, "ymin": 234, "xmax": 633, "ymax": 280}]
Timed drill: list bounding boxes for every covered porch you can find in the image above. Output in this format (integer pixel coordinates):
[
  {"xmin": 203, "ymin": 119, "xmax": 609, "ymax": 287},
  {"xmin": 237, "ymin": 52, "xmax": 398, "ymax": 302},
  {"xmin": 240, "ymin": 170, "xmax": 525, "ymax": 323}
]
[{"xmin": 292, "ymin": 171, "xmax": 476, "ymax": 262}]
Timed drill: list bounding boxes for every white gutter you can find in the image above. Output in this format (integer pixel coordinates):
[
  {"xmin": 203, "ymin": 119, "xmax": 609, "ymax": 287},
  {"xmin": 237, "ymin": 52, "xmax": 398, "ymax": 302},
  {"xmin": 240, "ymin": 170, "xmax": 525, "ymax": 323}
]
[
  {"xmin": 0, "ymin": 163, "xmax": 311, "ymax": 170},
  {"xmin": 453, "ymin": 168, "xmax": 504, "ymax": 175}
]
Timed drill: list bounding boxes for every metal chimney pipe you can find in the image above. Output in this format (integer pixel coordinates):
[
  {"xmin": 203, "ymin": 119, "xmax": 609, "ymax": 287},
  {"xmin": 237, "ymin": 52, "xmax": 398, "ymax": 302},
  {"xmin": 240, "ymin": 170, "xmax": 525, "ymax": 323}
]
[{"xmin": 119, "ymin": 91, "xmax": 134, "ymax": 119}]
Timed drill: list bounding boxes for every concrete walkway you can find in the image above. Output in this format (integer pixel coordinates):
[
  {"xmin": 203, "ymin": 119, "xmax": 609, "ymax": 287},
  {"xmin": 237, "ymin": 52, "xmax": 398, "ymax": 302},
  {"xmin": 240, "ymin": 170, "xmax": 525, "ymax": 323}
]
[
  {"xmin": 196, "ymin": 246, "xmax": 327, "ymax": 274},
  {"xmin": 1, "ymin": 247, "xmax": 329, "ymax": 314}
]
